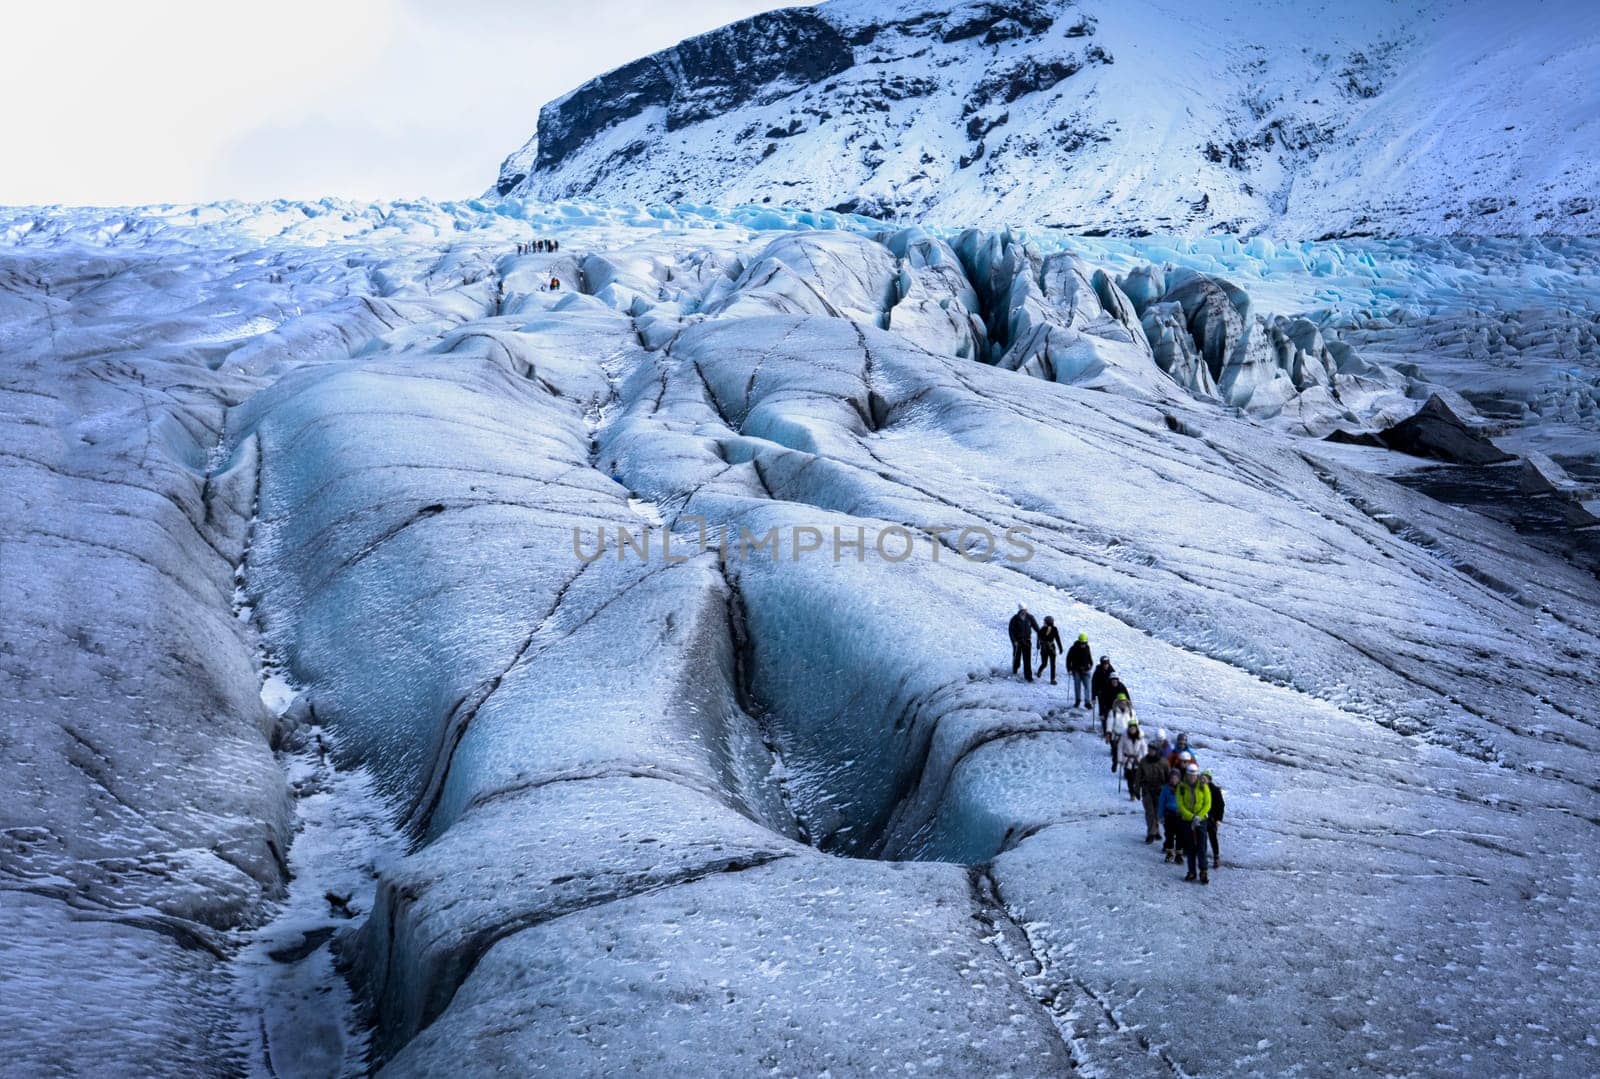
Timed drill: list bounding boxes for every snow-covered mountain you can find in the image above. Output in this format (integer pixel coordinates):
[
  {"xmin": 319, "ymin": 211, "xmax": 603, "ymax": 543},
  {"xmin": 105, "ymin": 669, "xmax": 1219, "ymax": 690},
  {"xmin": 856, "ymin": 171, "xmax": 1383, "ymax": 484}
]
[
  {"xmin": 4, "ymin": 198, "xmax": 1599, "ymax": 1075},
  {"xmin": 494, "ymin": 0, "xmax": 1600, "ymax": 237}
]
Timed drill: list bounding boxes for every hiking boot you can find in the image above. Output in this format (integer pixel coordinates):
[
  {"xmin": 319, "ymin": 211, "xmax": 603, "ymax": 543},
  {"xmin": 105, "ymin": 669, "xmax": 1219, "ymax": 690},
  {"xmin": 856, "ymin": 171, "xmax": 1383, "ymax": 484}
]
[
  {"xmin": 1184, "ymin": 872, "xmax": 1197, "ymax": 882},
  {"xmin": 1200, "ymin": 872, "xmax": 1209, "ymax": 885}
]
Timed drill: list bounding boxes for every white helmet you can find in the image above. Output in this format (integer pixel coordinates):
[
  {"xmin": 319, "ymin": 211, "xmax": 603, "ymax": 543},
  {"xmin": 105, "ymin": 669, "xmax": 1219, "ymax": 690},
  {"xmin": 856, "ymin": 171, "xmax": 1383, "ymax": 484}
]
[{"xmin": 1157, "ymin": 728, "xmax": 1168, "ymax": 742}]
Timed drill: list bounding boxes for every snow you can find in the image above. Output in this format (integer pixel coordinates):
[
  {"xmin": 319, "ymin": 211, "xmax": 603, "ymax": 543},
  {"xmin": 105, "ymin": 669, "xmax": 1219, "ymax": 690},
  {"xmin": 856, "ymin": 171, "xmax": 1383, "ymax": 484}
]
[
  {"xmin": 3, "ymin": 197, "xmax": 1599, "ymax": 1074},
  {"xmin": 501, "ymin": 0, "xmax": 1600, "ymax": 238}
]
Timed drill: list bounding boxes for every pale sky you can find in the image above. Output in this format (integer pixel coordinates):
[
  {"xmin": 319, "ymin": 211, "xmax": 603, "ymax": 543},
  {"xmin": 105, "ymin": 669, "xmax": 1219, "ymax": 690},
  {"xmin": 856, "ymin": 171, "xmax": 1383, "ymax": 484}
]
[{"xmin": 2, "ymin": 0, "xmax": 806, "ymax": 206}]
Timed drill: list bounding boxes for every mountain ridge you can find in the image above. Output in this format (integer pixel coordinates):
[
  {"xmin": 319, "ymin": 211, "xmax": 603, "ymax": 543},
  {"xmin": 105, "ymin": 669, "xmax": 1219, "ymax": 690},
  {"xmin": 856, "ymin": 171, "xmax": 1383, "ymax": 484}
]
[{"xmin": 493, "ymin": 0, "xmax": 1600, "ymax": 238}]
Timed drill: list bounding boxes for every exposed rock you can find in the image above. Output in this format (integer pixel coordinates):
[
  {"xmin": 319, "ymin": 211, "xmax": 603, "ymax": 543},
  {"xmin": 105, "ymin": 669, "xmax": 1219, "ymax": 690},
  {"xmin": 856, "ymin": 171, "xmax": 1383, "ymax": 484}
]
[
  {"xmin": 1380, "ymin": 393, "xmax": 1516, "ymax": 465},
  {"xmin": 532, "ymin": 9, "xmax": 853, "ymax": 170}
]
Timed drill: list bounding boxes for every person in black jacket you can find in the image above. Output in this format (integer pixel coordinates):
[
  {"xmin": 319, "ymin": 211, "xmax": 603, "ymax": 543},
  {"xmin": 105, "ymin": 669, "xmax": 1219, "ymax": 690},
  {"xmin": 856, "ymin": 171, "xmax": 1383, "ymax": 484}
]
[
  {"xmin": 1065, "ymin": 633, "xmax": 1093, "ymax": 707},
  {"xmin": 1090, "ymin": 655, "xmax": 1115, "ymax": 714},
  {"xmin": 1202, "ymin": 771, "xmax": 1225, "ymax": 867},
  {"xmin": 1008, "ymin": 605, "xmax": 1039, "ymax": 682},
  {"xmin": 1036, "ymin": 616, "xmax": 1063, "ymax": 684}
]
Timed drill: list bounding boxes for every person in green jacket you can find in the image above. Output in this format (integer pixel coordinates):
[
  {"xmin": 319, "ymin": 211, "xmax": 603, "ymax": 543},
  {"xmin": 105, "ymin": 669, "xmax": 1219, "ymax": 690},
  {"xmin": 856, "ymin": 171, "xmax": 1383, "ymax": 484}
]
[{"xmin": 1177, "ymin": 763, "xmax": 1211, "ymax": 884}]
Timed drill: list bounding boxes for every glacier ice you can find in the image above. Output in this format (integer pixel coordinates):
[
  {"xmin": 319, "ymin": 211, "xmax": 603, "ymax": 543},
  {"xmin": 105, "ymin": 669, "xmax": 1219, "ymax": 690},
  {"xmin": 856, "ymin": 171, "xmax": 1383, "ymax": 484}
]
[{"xmin": 3, "ymin": 198, "xmax": 1599, "ymax": 1076}]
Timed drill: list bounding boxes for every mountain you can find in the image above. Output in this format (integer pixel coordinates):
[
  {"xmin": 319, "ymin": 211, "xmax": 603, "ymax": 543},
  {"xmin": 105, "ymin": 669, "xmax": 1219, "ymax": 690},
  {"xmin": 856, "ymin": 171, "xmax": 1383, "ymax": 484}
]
[{"xmin": 493, "ymin": 0, "xmax": 1600, "ymax": 237}]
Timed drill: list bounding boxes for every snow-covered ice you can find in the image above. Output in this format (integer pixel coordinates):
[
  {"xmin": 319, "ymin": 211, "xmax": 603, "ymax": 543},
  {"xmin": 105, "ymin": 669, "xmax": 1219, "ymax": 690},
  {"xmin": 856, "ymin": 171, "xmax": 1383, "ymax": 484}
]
[{"xmin": 2, "ymin": 198, "xmax": 1598, "ymax": 1075}]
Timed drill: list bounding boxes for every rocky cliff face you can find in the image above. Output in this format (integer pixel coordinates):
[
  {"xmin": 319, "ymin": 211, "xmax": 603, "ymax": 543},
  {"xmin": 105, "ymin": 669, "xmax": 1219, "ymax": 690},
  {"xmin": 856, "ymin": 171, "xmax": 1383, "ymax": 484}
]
[
  {"xmin": 493, "ymin": 0, "xmax": 1600, "ymax": 237},
  {"xmin": 495, "ymin": 9, "xmax": 855, "ymax": 197}
]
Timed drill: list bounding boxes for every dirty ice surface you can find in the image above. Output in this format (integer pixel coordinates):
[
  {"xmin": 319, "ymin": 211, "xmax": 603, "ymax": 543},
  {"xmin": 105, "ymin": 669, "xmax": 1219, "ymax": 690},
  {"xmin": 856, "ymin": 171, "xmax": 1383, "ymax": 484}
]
[{"xmin": 2, "ymin": 198, "xmax": 1598, "ymax": 1076}]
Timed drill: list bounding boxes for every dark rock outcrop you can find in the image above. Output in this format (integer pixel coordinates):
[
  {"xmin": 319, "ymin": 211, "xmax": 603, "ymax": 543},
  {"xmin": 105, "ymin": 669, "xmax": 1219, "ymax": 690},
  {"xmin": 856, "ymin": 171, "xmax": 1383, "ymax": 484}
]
[
  {"xmin": 533, "ymin": 9, "xmax": 854, "ymax": 170},
  {"xmin": 1379, "ymin": 394, "xmax": 1515, "ymax": 465}
]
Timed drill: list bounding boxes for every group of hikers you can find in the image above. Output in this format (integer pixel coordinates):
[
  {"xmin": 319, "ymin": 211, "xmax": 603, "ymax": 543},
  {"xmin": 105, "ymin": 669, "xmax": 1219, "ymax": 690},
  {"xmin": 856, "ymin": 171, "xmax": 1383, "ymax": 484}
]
[
  {"xmin": 1007, "ymin": 605, "xmax": 1226, "ymax": 885},
  {"xmin": 514, "ymin": 238, "xmax": 563, "ymax": 292}
]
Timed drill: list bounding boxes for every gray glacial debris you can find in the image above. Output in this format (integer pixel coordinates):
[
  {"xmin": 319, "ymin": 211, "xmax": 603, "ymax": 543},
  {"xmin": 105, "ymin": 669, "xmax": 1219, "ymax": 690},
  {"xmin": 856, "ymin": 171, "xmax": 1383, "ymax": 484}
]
[
  {"xmin": 1519, "ymin": 450, "xmax": 1591, "ymax": 497},
  {"xmin": 1379, "ymin": 392, "xmax": 1516, "ymax": 465}
]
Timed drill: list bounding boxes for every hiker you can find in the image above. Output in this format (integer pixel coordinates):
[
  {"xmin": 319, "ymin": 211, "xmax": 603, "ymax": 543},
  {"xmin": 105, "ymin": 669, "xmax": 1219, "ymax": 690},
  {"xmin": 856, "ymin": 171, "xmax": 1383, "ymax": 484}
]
[
  {"xmin": 1090, "ymin": 655, "xmax": 1115, "ymax": 712},
  {"xmin": 1008, "ymin": 605, "xmax": 1040, "ymax": 682},
  {"xmin": 1137, "ymin": 746, "xmax": 1167, "ymax": 843},
  {"xmin": 1118, "ymin": 720, "xmax": 1147, "ymax": 800},
  {"xmin": 1158, "ymin": 769, "xmax": 1183, "ymax": 862},
  {"xmin": 552, "ymin": 239, "xmax": 560, "ymax": 252},
  {"xmin": 1203, "ymin": 771, "xmax": 1224, "ymax": 868},
  {"xmin": 1036, "ymin": 616, "xmax": 1063, "ymax": 685},
  {"xmin": 1066, "ymin": 633, "xmax": 1093, "ymax": 708},
  {"xmin": 1168, "ymin": 734, "xmax": 1197, "ymax": 772},
  {"xmin": 549, "ymin": 276, "xmax": 561, "ymax": 291},
  {"xmin": 1177, "ymin": 763, "xmax": 1211, "ymax": 884},
  {"xmin": 1106, "ymin": 693, "xmax": 1135, "ymax": 773},
  {"xmin": 1148, "ymin": 727, "xmax": 1172, "ymax": 761},
  {"xmin": 1098, "ymin": 675, "xmax": 1130, "ymax": 733}
]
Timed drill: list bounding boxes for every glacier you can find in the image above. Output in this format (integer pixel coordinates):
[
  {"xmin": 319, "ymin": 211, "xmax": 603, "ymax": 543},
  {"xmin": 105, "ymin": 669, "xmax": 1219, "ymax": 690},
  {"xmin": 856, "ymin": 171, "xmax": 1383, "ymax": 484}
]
[{"xmin": 2, "ymin": 197, "xmax": 1599, "ymax": 1076}]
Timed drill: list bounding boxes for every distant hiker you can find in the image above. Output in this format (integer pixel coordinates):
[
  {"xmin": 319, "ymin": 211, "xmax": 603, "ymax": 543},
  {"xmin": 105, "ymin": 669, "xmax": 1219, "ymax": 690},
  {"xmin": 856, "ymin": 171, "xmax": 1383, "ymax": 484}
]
[
  {"xmin": 1202, "ymin": 771, "xmax": 1224, "ymax": 868},
  {"xmin": 1138, "ymin": 747, "xmax": 1167, "ymax": 843},
  {"xmin": 549, "ymin": 276, "xmax": 561, "ymax": 291},
  {"xmin": 1118, "ymin": 721, "xmax": 1147, "ymax": 799},
  {"xmin": 1036, "ymin": 616, "xmax": 1063, "ymax": 684},
  {"xmin": 1090, "ymin": 655, "xmax": 1115, "ymax": 712},
  {"xmin": 552, "ymin": 238, "xmax": 560, "ymax": 252},
  {"xmin": 1098, "ymin": 675, "xmax": 1130, "ymax": 733},
  {"xmin": 1178, "ymin": 763, "xmax": 1211, "ymax": 884},
  {"xmin": 1158, "ymin": 769, "xmax": 1183, "ymax": 862},
  {"xmin": 1066, "ymin": 633, "xmax": 1093, "ymax": 708},
  {"xmin": 1106, "ymin": 694, "xmax": 1135, "ymax": 773},
  {"xmin": 1008, "ymin": 605, "xmax": 1040, "ymax": 682}
]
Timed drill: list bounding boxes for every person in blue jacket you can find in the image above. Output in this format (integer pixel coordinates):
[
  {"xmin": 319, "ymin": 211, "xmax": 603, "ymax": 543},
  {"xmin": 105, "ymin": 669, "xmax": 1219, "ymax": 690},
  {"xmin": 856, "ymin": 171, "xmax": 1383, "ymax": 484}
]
[{"xmin": 1157, "ymin": 769, "xmax": 1182, "ymax": 863}]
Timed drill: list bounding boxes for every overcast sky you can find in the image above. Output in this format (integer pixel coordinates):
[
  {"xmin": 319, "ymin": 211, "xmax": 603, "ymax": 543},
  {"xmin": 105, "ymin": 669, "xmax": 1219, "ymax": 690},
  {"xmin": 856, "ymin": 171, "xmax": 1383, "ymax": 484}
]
[{"xmin": 3, "ymin": 0, "xmax": 805, "ymax": 206}]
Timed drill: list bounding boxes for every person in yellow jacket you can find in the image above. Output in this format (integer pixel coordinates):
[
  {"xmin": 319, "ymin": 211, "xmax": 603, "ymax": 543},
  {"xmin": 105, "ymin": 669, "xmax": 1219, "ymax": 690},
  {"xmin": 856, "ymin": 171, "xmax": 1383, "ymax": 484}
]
[{"xmin": 1177, "ymin": 763, "xmax": 1211, "ymax": 884}]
